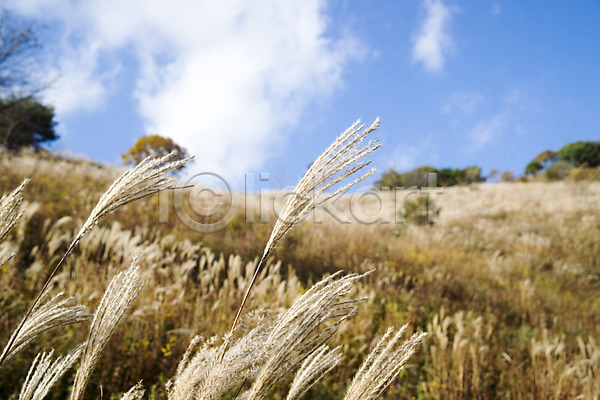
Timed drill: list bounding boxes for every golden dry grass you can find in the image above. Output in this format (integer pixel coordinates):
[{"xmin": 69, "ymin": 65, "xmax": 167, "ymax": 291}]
[{"xmin": 1, "ymin": 149, "xmax": 600, "ymax": 398}]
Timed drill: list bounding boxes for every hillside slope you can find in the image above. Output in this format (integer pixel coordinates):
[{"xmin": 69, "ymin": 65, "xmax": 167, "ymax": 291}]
[{"xmin": 1, "ymin": 150, "xmax": 599, "ymax": 398}]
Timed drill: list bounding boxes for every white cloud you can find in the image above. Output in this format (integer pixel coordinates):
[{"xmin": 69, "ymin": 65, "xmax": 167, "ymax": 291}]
[
  {"xmin": 389, "ymin": 130, "xmax": 440, "ymax": 173},
  {"xmin": 6, "ymin": 0, "xmax": 362, "ymax": 176},
  {"xmin": 442, "ymin": 91, "xmax": 484, "ymax": 115},
  {"xmin": 43, "ymin": 44, "xmax": 118, "ymax": 113},
  {"xmin": 390, "ymin": 145, "xmax": 419, "ymax": 172},
  {"xmin": 442, "ymin": 87, "xmax": 532, "ymax": 153},
  {"xmin": 412, "ymin": 0, "xmax": 453, "ymax": 73},
  {"xmin": 466, "ymin": 111, "xmax": 508, "ymax": 151}
]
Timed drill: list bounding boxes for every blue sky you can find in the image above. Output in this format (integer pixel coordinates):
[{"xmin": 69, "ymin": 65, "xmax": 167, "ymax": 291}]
[{"xmin": 6, "ymin": 0, "xmax": 600, "ymax": 187}]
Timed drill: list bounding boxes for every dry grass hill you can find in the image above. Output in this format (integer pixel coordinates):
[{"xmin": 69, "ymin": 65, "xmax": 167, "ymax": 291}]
[{"xmin": 1, "ymin": 149, "xmax": 599, "ymax": 399}]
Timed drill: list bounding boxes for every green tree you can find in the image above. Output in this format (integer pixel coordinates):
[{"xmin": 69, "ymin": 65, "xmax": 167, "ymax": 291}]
[
  {"xmin": 122, "ymin": 135, "xmax": 190, "ymax": 169},
  {"xmin": 0, "ymin": 10, "xmax": 57, "ymax": 151},
  {"xmin": 404, "ymin": 166, "xmax": 438, "ymax": 187},
  {"xmin": 556, "ymin": 141, "xmax": 600, "ymax": 167},
  {"xmin": 525, "ymin": 161, "xmax": 543, "ymax": 176},
  {"xmin": 375, "ymin": 168, "xmax": 402, "ymax": 188},
  {"xmin": 438, "ymin": 166, "xmax": 485, "ymax": 186},
  {"xmin": 533, "ymin": 149, "xmax": 557, "ymax": 167},
  {"xmin": 376, "ymin": 166, "xmax": 438, "ymax": 188},
  {"xmin": 0, "ymin": 97, "xmax": 57, "ymax": 150},
  {"xmin": 462, "ymin": 166, "xmax": 485, "ymax": 184},
  {"xmin": 437, "ymin": 168, "xmax": 459, "ymax": 186},
  {"xmin": 501, "ymin": 171, "xmax": 515, "ymax": 182},
  {"xmin": 376, "ymin": 165, "xmax": 485, "ymax": 188}
]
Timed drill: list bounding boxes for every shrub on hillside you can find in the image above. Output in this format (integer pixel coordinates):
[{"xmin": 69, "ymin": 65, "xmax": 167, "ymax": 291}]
[
  {"xmin": 376, "ymin": 165, "xmax": 485, "ymax": 188},
  {"xmin": 403, "ymin": 196, "xmax": 439, "ymax": 226},
  {"xmin": 544, "ymin": 161, "xmax": 571, "ymax": 181}
]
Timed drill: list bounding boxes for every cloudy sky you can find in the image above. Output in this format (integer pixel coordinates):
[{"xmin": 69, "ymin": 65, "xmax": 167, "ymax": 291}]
[{"xmin": 5, "ymin": 0, "xmax": 600, "ymax": 187}]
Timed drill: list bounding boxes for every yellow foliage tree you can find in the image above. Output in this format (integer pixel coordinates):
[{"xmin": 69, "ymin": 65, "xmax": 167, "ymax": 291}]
[{"xmin": 121, "ymin": 135, "xmax": 190, "ymax": 170}]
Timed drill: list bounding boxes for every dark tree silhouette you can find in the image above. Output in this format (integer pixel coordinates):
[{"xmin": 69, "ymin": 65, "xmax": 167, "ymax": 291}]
[{"xmin": 0, "ymin": 97, "xmax": 58, "ymax": 150}]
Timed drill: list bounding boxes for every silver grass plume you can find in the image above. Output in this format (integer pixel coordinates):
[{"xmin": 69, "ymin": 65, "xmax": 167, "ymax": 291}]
[
  {"xmin": 229, "ymin": 119, "xmax": 380, "ymax": 341},
  {"xmin": 0, "ymin": 293, "xmax": 90, "ymax": 366},
  {"xmin": 119, "ymin": 382, "xmax": 145, "ymax": 400},
  {"xmin": 2, "ymin": 153, "xmax": 191, "ymax": 369},
  {"xmin": 19, "ymin": 346, "xmax": 83, "ymax": 400},
  {"xmin": 168, "ymin": 315, "xmax": 273, "ymax": 400},
  {"xmin": 74, "ymin": 152, "xmax": 192, "ymax": 245},
  {"xmin": 285, "ymin": 345, "xmax": 342, "ymax": 400},
  {"xmin": 0, "ymin": 179, "xmax": 29, "ymax": 266},
  {"xmin": 264, "ymin": 118, "xmax": 380, "ymax": 258},
  {"xmin": 344, "ymin": 325, "xmax": 427, "ymax": 400},
  {"xmin": 245, "ymin": 272, "xmax": 365, "ymax": 400},
  {"xmin": 71, "ymin": 260, "xmax": 144, "ymax": 400},
  {"xmin": 0, "ymin": 178, "xmax": 28, "ymax": 243}
]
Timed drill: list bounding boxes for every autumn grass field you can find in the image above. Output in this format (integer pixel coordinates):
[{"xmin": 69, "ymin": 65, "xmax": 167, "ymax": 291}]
[{"xmin": 1, "ymin": 149, "xmax": 600, "ymax": 399}]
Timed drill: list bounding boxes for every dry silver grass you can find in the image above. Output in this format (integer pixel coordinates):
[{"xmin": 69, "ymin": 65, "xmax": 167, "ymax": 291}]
[
  {"xmin": 74, "ymin": 152, "xmax": 192, "ymax": 245},
  {"xmin": 263, "ymin": 118, "xmax": 380, "ymax": 259},
  {"xmin": 245, "ymin": 272, "xmax": 365, "ymax": 400},
  {"xmin": 0, "ymin": 178, "xmax": 28, "ymax": 243},
  {"xmin": 119, "ymin": 382, "xmax": 145, "ymax": 400},
  {"xmin": 0, "ymin": 242, "xmax": 16, "ymax": 267},
  {"xmin": 168, "ymin": 316, "xmax": 273, "ymax": 400},
  {"xmin": 285, "ymin": 345, "xmax": 342, "ymax": 400},
  {"xmin": 0, "ymin": 292, "xmax": 90, "ymax": 366},
  {"xmin": 71, "ymin": 260, "xmax": 144, "ymax": 400},
  {"xmin": 344, "ymin": 325, "xmax": 427, "ymax": 400},
  {"xmin": 0, "ymin": 179, "xmax": 31, "ymax": 367},
  {"xmin": 230, "ymin": 119, "xmax": 380, "ymax": 339},
  {"xmin": 19, "ymin": 346, "xmax": 83, "ymax": 400},
  {"xmin": 2, "ymin": 153, "xmax": 191, "ymax": 370}
]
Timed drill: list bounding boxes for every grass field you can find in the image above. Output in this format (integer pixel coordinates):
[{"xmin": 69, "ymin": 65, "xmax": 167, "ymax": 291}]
[{"xmin": 1, "ymin": 148, "xmax": 599, "ymax": 399}]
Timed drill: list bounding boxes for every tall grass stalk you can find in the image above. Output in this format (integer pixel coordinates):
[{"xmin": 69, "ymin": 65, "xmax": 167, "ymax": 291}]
[
  {"xmin": 0, "ymin": 178, "xmax": 28, "ymax": 266},
  {"xmin": 0, "ymin": 152, "xmax": 191, "ymax": 369},
  {"xmin": 245, "ymin": 272, "xmax": 366, "ymax": 400},
  {"xmin": 344, "ymin": 325, "xmax": 427, "ymax": 400},
  {"xmin": 70, "ymin": 260, "xmax": 144, "ymax": 400},
  {"xmin": 285, "ymin": 345, "xmax": 342, "ymax": 400},
  {"xmin": 227, "ymin": 118, "xmax": 380, "ymax": 351},
  {"xmin": 168, "ymin": 315, "xmax": 272, "ymax": 400},
  {"xmin": 0, "ymin": 178, "xmax": 28, "ymax": 243},
  {"xmin": 0, "ymin": 293, "xmax": 90, "ymax": 366},
  {"xmin": 119, "ymin": 382, "xmax": 145, "ymax": 400},
  {"xmin": 18, "ymin": 346, "xmax": 83, "ymax": 400}
]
